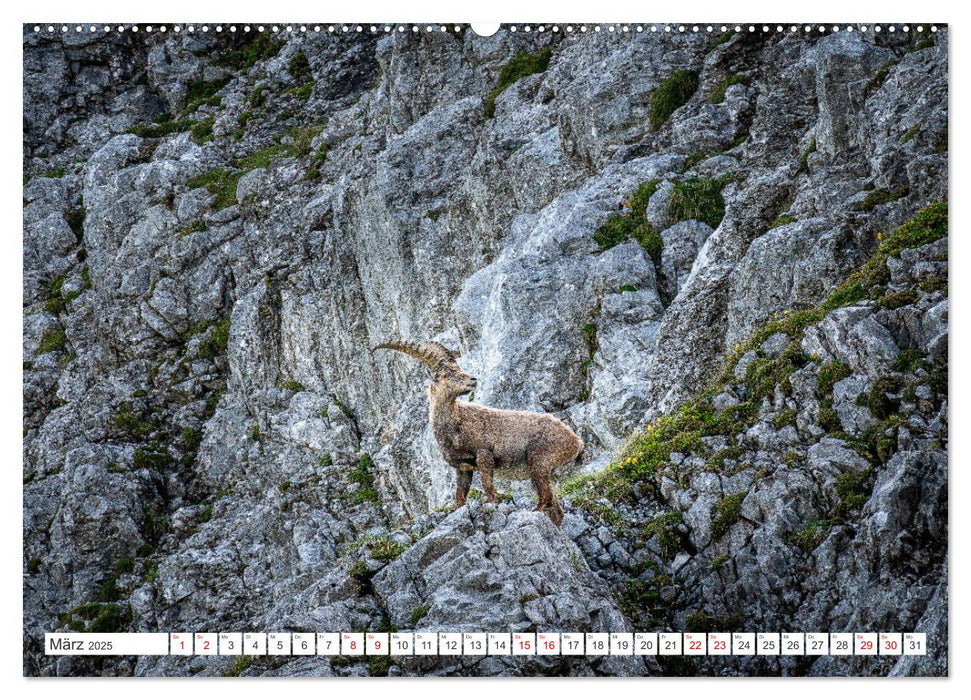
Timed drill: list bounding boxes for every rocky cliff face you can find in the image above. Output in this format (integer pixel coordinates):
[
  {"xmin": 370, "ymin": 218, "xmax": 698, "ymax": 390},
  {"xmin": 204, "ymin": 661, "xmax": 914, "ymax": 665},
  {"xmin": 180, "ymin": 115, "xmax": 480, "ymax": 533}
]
[{"xmin": 23, "ymin": 24, "xmax": 947, "ymax": 676}]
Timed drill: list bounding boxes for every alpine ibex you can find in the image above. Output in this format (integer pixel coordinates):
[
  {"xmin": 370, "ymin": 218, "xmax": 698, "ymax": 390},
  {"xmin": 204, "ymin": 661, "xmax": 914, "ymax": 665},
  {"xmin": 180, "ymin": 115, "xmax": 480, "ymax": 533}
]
[{"xmin": 374, "ymin": 340, "xmax": 583, "ymax": 526}]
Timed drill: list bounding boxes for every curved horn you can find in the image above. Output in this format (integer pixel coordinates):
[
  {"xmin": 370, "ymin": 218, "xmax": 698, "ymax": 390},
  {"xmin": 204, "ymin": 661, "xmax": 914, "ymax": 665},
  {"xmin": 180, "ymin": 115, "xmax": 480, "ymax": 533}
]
[{"xmin": 372, "ymin": 340, "xmax": 457, "ymax": 371}]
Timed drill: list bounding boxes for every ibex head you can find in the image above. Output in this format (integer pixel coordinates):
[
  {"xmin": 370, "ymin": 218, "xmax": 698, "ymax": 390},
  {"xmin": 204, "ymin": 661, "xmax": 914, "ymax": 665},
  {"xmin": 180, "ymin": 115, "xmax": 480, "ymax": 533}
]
[{"xmin": 373, "ymin": 340, "xmax": 477, "ymax": 397}]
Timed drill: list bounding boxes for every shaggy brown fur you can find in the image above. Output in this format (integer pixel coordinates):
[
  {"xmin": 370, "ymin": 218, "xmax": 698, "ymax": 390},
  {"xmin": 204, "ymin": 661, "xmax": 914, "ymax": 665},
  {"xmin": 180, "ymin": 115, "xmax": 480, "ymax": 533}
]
[{"xmin": 374, "ymin": 340, "xmax": 582, "ymax": 526}]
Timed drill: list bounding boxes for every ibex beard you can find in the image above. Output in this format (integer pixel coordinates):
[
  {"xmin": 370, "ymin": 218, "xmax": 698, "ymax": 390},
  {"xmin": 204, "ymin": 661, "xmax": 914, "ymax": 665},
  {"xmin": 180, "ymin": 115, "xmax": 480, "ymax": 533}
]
[{"xmin": 374, "ymin": 340, "xmax": 583, "ymax": 526}]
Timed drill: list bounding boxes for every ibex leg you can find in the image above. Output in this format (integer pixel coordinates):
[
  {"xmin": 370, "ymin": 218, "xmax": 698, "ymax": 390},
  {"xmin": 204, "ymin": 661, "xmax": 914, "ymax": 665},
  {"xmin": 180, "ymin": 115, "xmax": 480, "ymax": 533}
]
[
  {"xmin": 476, "ymin": 449, "xmax": 498, "ymax": 503},
  {"xmin": 455, "ymin": 469, "xmax": 473, "ymax": 506}
]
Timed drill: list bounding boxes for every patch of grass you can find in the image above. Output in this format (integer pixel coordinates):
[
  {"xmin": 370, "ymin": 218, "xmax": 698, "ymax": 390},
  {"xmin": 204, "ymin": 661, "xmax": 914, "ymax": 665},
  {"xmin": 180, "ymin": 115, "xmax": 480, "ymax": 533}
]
[
  {"xmin": 484, "ymin": 46, "xmax": 553, "ymax": 119},
  {"xmin": 742, "ymin": 341, "xmax": 812, "ymax": 401},
  {"xmin": 178, "ymin": 220, "xmax": 207, "ymax": 240},
  {"xmin": 867, "ymin": 60, "xmax": 898, "ymax": 92},
  {"xmin": 212, "ymin": 33, "xmax": 284, "ymax": 71},
  {"xmin": 918, "ymin": 275, "xmax": 947, "ymax": 295},
  {"xmin": 113, "ymin": 404, "xmax": 157, "ymax": 440},
  {"xmin": 140, "ymin": 507, "xmax": 169, "ymax": 546},
  {"xmin": 856, "ymin": 187, "xmax": 909, "ymax": 212},
  {"xmin": 619, "ymin": 573, "xmax": 675, "ymax": 627},
  {"xmin": 224, "ymin": 655, "xmax": 253, "ymax": 677},
  {"xmin": 237, "ymin": 144, "xmax": 287, "ymax": 171},
  {"xmin": 707, "ymin": 74, "xmax": 749, "ymax": 104},
  {"xmin": 668, "ymin": 176, "xmax": 730, "ymax": 229},
  {"xmin": 772, "ymin": 409, "xmax": 798, "ymax": 430},
  {"xmin": 185, "ymin": 77, "xmax": 231, "ymax": 111},
  {"xmin": 248, "ymin": 425, "xmax": 261, "ymax": 442},
  {"xmin": 769, "ymin": 214, "xmax": 796, "ymax": 229},
  {"xmin": 866, "ymin": 376, "xmax": 902, "ymax": 420},
  {"xmin": 44, "ymin": 276, "xmax": 67, "ymax": 314},
  {"xmin": 798, "ymin": 137, "xmax": 816, "ymax": 174},
  {"xmin": 708, "ymin": 29, "xmax": 736, "ymax": 50},
  {"xmin": 683, "ymin": 151, "xmax": 710, "ymax": 170},
  {"xmin": 196, "ymin": 316, "xmax": 231, "ymax": 359},
  {"xmin": 190, "ymin": 117, "xmax": 215, "ymax": 144},
  {"xmin": 279, "ymin": 379, "xmax": 306, "ymax": 392},
  {"xmin": 65, "ymin": 207, "xmax": 86, "ymax": 241},
  {"xmin": 350, "ymin": 454, "xmax": 379, "ymax": 505},
  {"xmin": 642, "ymin": 511, "xmax": 685, "ymax": 561},
  {"xmin": 650, "ymin": 70, "xmax": 699, "ymax": 130},
  {"xmin": 710, "ymin": 492, "xmax": 746, "ymax": 539},
  {"xmin": 821, "ymin": 202, "xmax": 947, "ymax": 312},
  {"xmin": 318, "ymin": 453, "xmax": 333, "ymax": 468},
  {"xmin": 410, "ymin": 604, "xmax": 431, "ymax": 626},
  {"xmin": 892, "ymin": 350, "xmax": 928, "ymax": 374},
  {"xmin": 129, "ymin": 117, "xmax": 197, "ymax": 139},
  {"xmin": 63, "ymin": 602, "xmax": 131, "ymax": 633},
  {"xmin": 43, "ymin": 167, "xmax": 69, "ymax": 179},
  {"xmin": 786, "ymin": 519, "xmax": 830, "ymax": 553},
  {"xmin": 368, "ymin": 657, "xmax": 391, "ymax": 676},
  {"xmin": 704, "ymin": 445, "xmax": 745, "ymax": 472},
  {"xmin": 38, "ymin": 330, "xmax": 67, "ymax": 354},
  {"xmin": 817, "ymin": 361, "xmax": 852, "ymax": 398},
  {"xmin": 834, "ymin": 469, "xmax": 872, "ymax": 519},
  {"xmin": 187, "ymin": 169, "xmax": 241, "ymax": 210},
  {"xmin": 902, "ymin": 122, "xmax": 922, "ymax": 144},
  {"xmin": 288, "ymin": 51, "xmax": 313, "ymax": 81},
  {"xmin": 133, "ymin": 444, "xmax": 174, "ymax": 471},
  {"xmin": 878, "ymin": 289, "xmax": 919, "ymax": 309},
  {"xmin": 594, "ymin": 179, "xmax": 663, "ymax": 263},
  {"xmin": 370, "ymin": 538, "xmax": 406, "ymax": 561}
]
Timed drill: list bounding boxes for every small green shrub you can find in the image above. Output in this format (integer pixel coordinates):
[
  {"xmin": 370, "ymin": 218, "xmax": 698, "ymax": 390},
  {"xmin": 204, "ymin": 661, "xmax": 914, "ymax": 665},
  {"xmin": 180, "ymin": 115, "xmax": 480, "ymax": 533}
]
[
  {"xmin": 280, "ymin": 380, "xmax": 306, "ymax": 392},
  {"xmin": 834, "ymin": 470, "xmax": 872, "ymax": 518},
  {"xmin": 370, "ymin": 538, "xmax": 406, "ymax": 561},
  {"xmin": 350, "ymin": 454, "xmax": 379, "ymax": 505},
  {"xmin": 642, "ymin": 511, "xmax": 685, "ymax": 561},
  {"xmin": 484, "ymin": 47, "xmax": 553, "ymax": 118},
  {"xmin": 786, "ymin": 519, "xmax": 830, "ymax": 553},
  {"xmin": 133, "ymin": 444, "xmax": 174, "ymax": 471},
  {"xmin": 650, "ymin": 70, "xmax": 699, "ymax": 130},
  {"xmin": 710, "ymin": 492, "xmax": 746, "ymax": 539},
  {"xmin": 288, "ymin": 52, "xmax": 313, "ymax": 81},
  {"xmin": 196, "ymin": 316, "xmax": 231, "ymax": 359}
]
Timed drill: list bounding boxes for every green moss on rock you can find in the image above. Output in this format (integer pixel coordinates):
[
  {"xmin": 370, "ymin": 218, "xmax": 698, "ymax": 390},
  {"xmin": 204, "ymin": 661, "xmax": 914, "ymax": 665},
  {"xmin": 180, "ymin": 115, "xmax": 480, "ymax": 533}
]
[{"xmin": 650, "ymin": 70, "xmax": 699, "ymax": 130}]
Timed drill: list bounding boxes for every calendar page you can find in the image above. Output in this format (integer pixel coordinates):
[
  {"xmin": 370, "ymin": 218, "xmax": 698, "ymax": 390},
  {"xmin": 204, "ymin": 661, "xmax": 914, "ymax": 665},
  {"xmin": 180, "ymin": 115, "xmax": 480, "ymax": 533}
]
[{"xmin": 23, "ymin": 19, "xmax": 948, "ymax": 678}]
